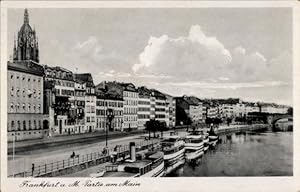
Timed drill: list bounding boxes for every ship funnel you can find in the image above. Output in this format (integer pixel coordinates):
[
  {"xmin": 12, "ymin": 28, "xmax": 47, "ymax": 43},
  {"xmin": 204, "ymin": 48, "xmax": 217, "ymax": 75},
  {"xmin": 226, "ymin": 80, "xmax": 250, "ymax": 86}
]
[{"xmin": 129, "ymin": 142, "xmax": 136, "ymax": 162}]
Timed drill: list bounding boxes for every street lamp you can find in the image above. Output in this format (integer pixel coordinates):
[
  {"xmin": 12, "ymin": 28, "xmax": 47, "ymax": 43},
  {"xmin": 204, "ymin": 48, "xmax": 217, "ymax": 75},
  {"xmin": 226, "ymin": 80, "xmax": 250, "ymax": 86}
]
[{"xmin": 106, "ymin": 108, "xmax": 114, "ymax": 148}]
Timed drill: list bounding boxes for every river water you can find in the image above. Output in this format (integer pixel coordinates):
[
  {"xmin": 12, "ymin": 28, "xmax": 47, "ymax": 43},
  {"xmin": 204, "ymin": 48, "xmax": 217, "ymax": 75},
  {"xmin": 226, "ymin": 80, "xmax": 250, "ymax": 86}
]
[{"xmin": 168, "ymin": 130, "xmax": 293, "ymax": 176}]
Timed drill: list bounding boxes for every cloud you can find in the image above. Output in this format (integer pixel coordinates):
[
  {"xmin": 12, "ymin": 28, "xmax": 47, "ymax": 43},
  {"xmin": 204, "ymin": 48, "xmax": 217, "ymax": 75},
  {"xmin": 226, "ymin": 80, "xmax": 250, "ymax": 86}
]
[
  {"xmin": 132, "ymin": 25, "xmax": 232, "ymax": 81},
  {"xmin": 161, "ymin": 81, "xmax": 289, "ymax": 90},
  {"xmin": 72, "ymin": 36, "xmax": 132, "ymax": 75},
  {"xmin": 132, "ymin": 25, "xmax": 291, "ymax": 84}
]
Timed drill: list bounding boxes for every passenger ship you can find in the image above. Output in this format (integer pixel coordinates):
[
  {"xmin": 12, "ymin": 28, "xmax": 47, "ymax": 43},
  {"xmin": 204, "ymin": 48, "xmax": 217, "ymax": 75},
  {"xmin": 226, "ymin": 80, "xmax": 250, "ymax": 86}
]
[
  {"xmin": 161, "ymin": 133, "xmax": 185, "ymax": 174},
  {"xmin": 208, "ymin": 126, "xmax": 219, "ymax": 147},
  {"xmin": 91, "ymin": 142, "xmax": 165, "ymax": 177},
  {"xmin": 203, "ymin": 132, "xmax": 210, "ymax": 152},
  {"xmin": 184, "ymin": 131, "xmax": 204, "ymax": 161}
]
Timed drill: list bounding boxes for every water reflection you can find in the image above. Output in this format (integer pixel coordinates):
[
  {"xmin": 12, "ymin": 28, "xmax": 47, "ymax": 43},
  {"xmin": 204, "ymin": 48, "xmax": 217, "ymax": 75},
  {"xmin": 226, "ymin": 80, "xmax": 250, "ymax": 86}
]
[{"xmin": 167, "ymin": 131, "xmax": 293, "ymax": 177}]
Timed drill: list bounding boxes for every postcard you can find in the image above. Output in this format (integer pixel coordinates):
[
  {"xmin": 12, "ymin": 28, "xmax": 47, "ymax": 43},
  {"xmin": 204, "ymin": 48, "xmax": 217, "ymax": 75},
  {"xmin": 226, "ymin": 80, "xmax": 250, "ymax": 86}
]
[{"xmin": 0, "ymin": 1, "xmax": 299, "ymax": 192}]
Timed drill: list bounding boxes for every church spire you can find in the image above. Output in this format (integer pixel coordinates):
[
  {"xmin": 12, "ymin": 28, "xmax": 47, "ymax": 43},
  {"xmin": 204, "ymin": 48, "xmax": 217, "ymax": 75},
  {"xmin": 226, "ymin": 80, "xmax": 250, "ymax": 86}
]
[
  {"xmin": 24, "ymin": 8, "xmax": 29, "ymax": 24},
  {"xmin": 13, "ymin": 8, "xmax": 39, "ymax": 63}
]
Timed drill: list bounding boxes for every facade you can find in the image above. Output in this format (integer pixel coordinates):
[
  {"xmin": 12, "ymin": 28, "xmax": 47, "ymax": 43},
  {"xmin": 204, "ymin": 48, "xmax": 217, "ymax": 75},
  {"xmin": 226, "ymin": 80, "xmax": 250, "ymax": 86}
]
[
  {"xmin": 184, "ymin": 96, "xmax": 203, "ymax": 124},
  {"xmin": 95, "ymin": 84, "xmax": 124, "ymax": 132},
  {"xmin": 260, "ymin": 104, "xmax": 289, "ymax": 114},
  {"xmin": 151, "ymin": 89, "xmax": 167, "ymax": 123},
  {"xmin": 165, "ymin": 94, "xmax": 176, "ymax": 128},
  {"xmin": 97, "ymin": 81, "xmax": 138, "ymax": 131},
  {"xmin": 220, "ymin": 103, "xmax": 235, "ymax": 118},
  {"xmin": 137, "ymin": 87, "xmax": 151, "ymax": 129},
  {"xmin": 175, "ymin": 96, "xmax": 202, "ymax": 126},
  {"xmin": 7, "ymin": 61, "xmax": 47, "ymax": 141},
  {"xmin": 44, "ymin": 66, "xmax": 75, "ymax": 135},
  {"xmin": 121, "ymin": 83, "xmax": 138, "ymax": 130},
  {"xmin": 75, "ymin": 73, "xmax": 96, "ymax": 132},
  {"xmin": 245, "ymin": 103, "xmax": 260, "ymax": 115},
  {"xmin": 235, "ymin": 102, "xmax": 246, "ymax": 117},
  {"xmin": 73, "ymin": 80, "xmax": 86, "ymax": 134},
  {"xmin": 206, "ymin": 105, "xmax": 219, "ymax": 119}
]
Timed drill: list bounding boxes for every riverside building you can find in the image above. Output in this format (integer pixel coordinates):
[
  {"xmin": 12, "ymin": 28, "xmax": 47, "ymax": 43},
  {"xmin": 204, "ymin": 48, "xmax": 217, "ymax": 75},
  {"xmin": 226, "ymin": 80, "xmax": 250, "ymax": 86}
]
[{"xmin": 7, "ymin": 9, "xmax": 47, "ymax": 141}]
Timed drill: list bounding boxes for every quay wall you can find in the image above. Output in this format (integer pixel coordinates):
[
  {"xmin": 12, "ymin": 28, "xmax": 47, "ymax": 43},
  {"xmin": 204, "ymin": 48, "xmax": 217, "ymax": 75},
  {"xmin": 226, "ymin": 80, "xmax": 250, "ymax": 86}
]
[{"xmin": 215, "ymin": 124, "xmax": 270, "ymax": 135}]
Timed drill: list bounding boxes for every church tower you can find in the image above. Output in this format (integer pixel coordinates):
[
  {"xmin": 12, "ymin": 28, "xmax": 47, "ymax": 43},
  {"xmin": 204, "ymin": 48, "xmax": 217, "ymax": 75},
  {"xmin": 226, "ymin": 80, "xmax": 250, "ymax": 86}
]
[{"xmin": 13, "ymin": 9, "xmax": 39, "ymax": 63}]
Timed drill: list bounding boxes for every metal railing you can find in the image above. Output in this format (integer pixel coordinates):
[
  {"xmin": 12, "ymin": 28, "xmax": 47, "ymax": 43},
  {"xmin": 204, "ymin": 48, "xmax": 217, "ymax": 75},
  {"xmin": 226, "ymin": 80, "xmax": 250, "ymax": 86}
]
[{"xmin": 9, "ymin": 139, "xmax": 159, "ymax": 177}]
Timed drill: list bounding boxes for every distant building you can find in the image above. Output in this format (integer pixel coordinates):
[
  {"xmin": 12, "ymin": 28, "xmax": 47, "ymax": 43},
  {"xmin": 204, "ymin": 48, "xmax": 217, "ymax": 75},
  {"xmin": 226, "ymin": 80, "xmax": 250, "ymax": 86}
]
[
  {"xmin": 95, "ymin": 83, "xmax": 124, "ymax": 132},
  {"xmin": 75, "ymin": 73, "xmax": 96, "ymax": 132},
  {"xmin": 44, "ymin": 66, "xmax": 75, "ymax": 135},
  {"xmin": 260, "ymin": 103, "xmax": 289, "ymax": 114},
  {"xmin": 73, "ymin": 80, "xmax": 86, "ymax": 133},
  {"xmin": 235, "ymin": 102, "xmax": 246, "ymax": 117},
  {"xmin": 151, "ymin": 89, "xmax": 167, "ymax": 124},
  {"xmin": 98, "ymin": 81, "xmax": 138, "ymax": 130},
  {"xmin": 206, "ymin": 105, "xmax": 219, "ymax": 119},
  {"xmin": 137, "ymin": 87, "xmax": 151, "ymax": 129},
  {"xmin": 165, "ymin": 94, "xmax": 176, "ymax": 128},
  {"xmin": 245, "ymin": 103, "xmax": 260, "ymax": 115},
  {"xmin": 175, "ymin": 96, "xmax": 202, "ymax": 126}
]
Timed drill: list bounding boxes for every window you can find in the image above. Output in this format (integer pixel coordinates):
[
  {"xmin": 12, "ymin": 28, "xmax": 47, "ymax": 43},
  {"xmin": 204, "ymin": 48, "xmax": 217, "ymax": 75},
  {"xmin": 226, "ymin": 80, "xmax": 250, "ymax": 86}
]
[
  {"xmin": 16, "ymin": 88, "xmax": 20, "ymax": 97},
  {"xmin": 11, "ymin": 74, "xmax": 13, "ymax": 79},
  {"xmin": 28, "ymin": 120, "xmax": 31, "ymax": 130},
  {"xmin": 10, "ymin": 103, "xmax": 14, "ymax": 112},
  {"xmin": 28, "ymin": 78, "xmax": 30, "ymax": 82},
  {"xmin": 17, "ymin": 103, "xmax": 20, "ymax": 112},
  {"xmin": 28, "ymin": 104, "xmax": 31, "ymax": 112},
  {"xmin": 10, "ymin": 87, "xmax": 14, "ymax": 96},
  {"xmin": 23, "ymin": 120, "xmax": 26, "ymax": 130},
  {"xmin": 11, "ymin": 121, "xmax": 14, "ymax": 131},
  {"xmin": 34, "ymin": 120, "xmax": 37, "ymax": 129},
  {"xmin": 87, "ymin": 117, "xmax": 90, "ymax": 122},
  {"xmin": 38, "ymin": 104, "xmax": 41, "ymax": 112},
  {"xmin": 33, "ymin": 105, "xmax": 36, "ymax": 112},
  {"xmin": 39, "ymin": 120, "xmax": 41, "ymax": 129},
  {"xmin": 23, "ymin": 89, "xmax": 25, "ymax": 97},
  {"xmin": 17, "ymin": 121, "xmax": 21, "ymax": 131},
  {"xmin": 22, "ymin": 103, "xmax": 26, "ymax": 111}
]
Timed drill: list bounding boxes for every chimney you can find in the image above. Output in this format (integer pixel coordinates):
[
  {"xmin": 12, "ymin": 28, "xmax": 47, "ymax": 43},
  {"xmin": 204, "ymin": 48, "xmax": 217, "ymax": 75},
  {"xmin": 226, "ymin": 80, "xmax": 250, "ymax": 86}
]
[{"xmin": 129, "ymin": 142, "xmax": 136, "ymax": 162}]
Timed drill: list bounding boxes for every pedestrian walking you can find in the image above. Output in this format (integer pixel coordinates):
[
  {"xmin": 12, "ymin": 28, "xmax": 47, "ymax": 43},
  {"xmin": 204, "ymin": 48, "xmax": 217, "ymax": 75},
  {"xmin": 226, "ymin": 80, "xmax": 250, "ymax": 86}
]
[{"xmin": 31, "ymin": 163, "xmax": 35, "ymax": 176}]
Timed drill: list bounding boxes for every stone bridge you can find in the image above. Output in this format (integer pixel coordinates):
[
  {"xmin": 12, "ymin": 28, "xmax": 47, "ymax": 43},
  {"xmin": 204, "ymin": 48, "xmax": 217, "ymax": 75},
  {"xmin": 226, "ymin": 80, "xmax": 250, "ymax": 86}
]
[{"xmin": 266, "ymin": 114, "xmax": 293, "ymax": 126}]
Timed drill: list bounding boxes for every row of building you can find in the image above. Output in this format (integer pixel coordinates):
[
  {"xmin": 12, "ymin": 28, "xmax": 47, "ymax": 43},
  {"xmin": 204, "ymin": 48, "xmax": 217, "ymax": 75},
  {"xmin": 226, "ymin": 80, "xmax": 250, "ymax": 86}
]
[{"xmin": 7, "ymin": 9, "xmax": 290, "ymax": 141}]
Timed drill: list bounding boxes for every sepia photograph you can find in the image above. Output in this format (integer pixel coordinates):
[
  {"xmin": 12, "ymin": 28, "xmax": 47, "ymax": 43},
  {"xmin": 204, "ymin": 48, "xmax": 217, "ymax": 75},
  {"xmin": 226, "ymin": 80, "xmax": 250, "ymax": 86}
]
[{"xmin": 0, "ymin": 1, "xmax": 299, "ymax": 192}]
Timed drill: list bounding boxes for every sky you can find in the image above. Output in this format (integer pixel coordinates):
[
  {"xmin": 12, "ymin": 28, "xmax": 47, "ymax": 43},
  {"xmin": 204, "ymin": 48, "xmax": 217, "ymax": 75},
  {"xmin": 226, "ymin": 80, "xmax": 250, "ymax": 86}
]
[{"xmin": 7, "ymin": 8, "xmax": 293, "ymax": 106}]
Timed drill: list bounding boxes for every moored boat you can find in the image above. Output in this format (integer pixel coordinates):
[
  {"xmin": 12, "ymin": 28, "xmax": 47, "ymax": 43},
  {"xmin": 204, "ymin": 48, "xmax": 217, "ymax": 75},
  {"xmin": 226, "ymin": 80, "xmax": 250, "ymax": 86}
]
[
  {"xmin": 208, "ymin": 126, "xmax": 219, "ymax": 147},
  {"xmin": 184, "ymin": 131, "xmax": 204, "ymax": 161},
  {"xmin": 161, "ymin": 135, "xmax": 185, "ymax": 175},
  {"xmin": 92, "ymin": 142, "xmax": 165, "ymax": 177},
  {"xmin": 203, "ymin": 132, "xmax": 210, "ymax": 152}
]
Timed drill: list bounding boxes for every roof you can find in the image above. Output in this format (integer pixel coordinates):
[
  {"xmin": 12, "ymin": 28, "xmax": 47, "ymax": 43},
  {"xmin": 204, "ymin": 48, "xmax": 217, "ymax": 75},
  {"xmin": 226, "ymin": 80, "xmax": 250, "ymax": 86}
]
[
  {"xmin": 8, "ymin": 60, "xmax": 44, "ymax": 76},
  {"xmin": 137, "ymin": 86, "xmax": 152, "ymax": 97},
  {"xmin": 74, "ymin": 73, "xmax": 95, "ymax": 87},
  {"xmin": 44, "ymin": 65, "xmax": 74, "ymax": 81},
  {"xmin": 150, "ymin": 89, "xmax": 166, "ymax": 99}
]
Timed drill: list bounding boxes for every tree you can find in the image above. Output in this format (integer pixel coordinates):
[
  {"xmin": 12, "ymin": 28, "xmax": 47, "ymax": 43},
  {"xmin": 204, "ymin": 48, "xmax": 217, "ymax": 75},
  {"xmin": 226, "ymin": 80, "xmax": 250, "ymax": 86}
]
[
  {"xmin": 226, "ymin": 118, "xmax": 232, "ymax": 126},
  {"xmin": 158, "ymin": 121, "xmax": 168, "ymax": 137},
  {"xmin": 145, "ymin": 119, "xmax": 159, "ymax": 138},
  {"xmin": 145, "ymin": 121, "xmax": 152, "ymax": 140}
]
